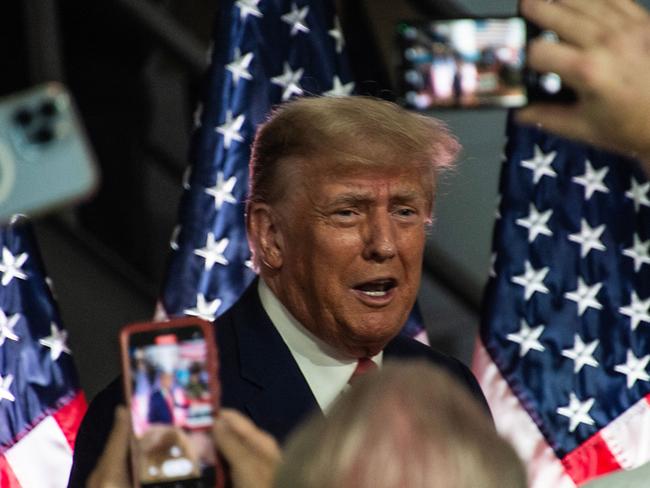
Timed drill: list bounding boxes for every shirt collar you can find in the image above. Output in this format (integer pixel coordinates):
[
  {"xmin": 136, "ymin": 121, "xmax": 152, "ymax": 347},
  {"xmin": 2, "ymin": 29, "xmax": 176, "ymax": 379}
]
[{"xmin": 258, "ymin": 279, "xmax": 382, "ymax": 412}]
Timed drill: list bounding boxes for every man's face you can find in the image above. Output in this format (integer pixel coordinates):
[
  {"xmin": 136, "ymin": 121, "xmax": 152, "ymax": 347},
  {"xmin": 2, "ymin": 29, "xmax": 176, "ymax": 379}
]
[
  {"xmin": 270, "ymin": 163, "xmax": 432, "ymax": 358},
  {"xmin": 160, "ymin": 372, "xmax": 173, "ymax": 390}
]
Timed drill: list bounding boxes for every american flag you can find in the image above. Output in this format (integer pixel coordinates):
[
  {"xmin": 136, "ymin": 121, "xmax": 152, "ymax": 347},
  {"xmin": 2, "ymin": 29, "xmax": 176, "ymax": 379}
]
[
  {"xmin": 0, "ymin": 218, "xmax": 86, "ymax": 487},
  {"xmin": 159, "ymin": 0, "xmax": 427, "ymax": 341},
  {"xmin": 473, "ymin": 115, "xmax": 650, "ymax": 487}
]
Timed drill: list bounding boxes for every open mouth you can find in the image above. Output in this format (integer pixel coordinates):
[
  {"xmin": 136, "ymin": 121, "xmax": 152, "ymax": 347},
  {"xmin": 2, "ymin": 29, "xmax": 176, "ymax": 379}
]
[{"xmin": 353, "ymin": 278, "xmax": 397, "ymax": 297}]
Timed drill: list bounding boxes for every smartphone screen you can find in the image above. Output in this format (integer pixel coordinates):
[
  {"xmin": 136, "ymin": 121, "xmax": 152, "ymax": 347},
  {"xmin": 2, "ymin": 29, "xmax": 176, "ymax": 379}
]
[
  {"xmin": 124, "ymin": 322, "xmax": 219, "ymax": 488},
  {"xmin": 397, "ymin": 18, "xmax": 528, "ymax": 109}
]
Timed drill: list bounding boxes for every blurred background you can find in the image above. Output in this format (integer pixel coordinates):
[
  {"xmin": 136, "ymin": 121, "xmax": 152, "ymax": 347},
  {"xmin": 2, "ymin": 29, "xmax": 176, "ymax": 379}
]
[{"xmin": 2, "ymin": 0, "xmax": 518, "ymax": 399}]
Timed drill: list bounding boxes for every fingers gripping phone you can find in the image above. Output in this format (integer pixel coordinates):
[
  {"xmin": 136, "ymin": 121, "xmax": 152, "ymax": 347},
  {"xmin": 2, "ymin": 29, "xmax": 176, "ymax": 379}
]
[
  {"xmin": 121, "ymin": 318, "xmax": 224, "ymax": 488},
  {"xmin": 396, "ymin": 16, "xmax": 576, "ymax": 110},
  {"xmin": 0, "ymin": 83, "xmax": 99, "ymax": 222}
]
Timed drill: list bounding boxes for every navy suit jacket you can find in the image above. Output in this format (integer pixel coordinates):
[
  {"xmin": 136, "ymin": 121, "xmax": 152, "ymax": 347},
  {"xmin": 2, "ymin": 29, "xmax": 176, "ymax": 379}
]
[
  {"xmin": 147, "ymin": 389, "xmax": 174, "ymax": 425},
  {"xmin": 68, "ymin": 281, "xmax": 488, "ymax": 487}
]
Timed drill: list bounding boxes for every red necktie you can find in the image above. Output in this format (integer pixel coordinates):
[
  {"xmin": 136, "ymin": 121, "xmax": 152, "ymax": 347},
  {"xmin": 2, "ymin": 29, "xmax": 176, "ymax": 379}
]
[{"xmin": 348, "ymin": 357, "xmax": 378, "ymax": 385}]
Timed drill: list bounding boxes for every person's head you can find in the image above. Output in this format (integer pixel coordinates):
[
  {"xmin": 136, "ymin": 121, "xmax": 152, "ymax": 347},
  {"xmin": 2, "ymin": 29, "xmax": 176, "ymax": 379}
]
[
  {"xmin": 159, "ymin": 371, "xmax": 174, "ymax": 390},
  {"xmin": 276, "ymin": 361, "xmax": 526, "ymax": 488},
  {"xmin": 246, "ymin": 96, "xmax": 459, "ymax": 357}
]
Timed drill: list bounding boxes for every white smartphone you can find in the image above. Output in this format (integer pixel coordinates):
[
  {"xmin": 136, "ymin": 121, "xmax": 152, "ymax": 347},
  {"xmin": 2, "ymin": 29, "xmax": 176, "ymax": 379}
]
[{"xmin": 0, "ymin": 83, "xmax": 99, "ymax": 223}]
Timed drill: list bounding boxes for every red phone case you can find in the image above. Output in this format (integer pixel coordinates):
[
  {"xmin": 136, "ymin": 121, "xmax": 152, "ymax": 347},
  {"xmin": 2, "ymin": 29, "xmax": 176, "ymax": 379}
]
[{"xmin": 120, "ymin": 317, "xmax": 223, "ymax": 488}]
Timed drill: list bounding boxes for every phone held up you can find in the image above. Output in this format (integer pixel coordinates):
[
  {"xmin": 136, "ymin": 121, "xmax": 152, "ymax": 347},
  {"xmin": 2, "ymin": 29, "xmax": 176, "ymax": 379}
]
[
  {"xmin": 0, "ymin": 83, "xmax": 99, "ymax": 223},
  {"xmin": 396, "ymin": 16, "xmax": 577, "ymax": 110},
  {"xmin": 120, "ymin": 318, "xmax": 224, "ymax": 488}
]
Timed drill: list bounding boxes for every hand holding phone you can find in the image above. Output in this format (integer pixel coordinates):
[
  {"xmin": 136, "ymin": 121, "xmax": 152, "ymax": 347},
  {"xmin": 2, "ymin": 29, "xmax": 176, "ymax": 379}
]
[
  {"xmin": 120, "ymin": 318, "xmax": 223, "ymax": 488},
  {"xmin": 517, "ymin": 0, "xmax": 650, "ymax": 165},
  {"xmin": 395, "ymin": 16, "xmax": 575, "ymax": 110}
]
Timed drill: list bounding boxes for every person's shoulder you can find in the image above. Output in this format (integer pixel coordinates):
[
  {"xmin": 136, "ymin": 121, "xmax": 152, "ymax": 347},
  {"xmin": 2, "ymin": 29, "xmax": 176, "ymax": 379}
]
[
  {"xmin": 385, "ymin": 334, "xmax": 465, "ymax": 371},
  {"xmin": 385, "ymin": 335, "xmax": 491, "ymax": 415},
  {"xmin": 68, "ymin": 377, "xmax": 124, "ymax": 487},
  {"xmin": 79, "ymin": 376, "xmax": 124, "ymax": 434},
  {"xmin": 213, "ymin": 279, "xmax": 263, "ymax": 331},
  {"xmin": 74, "ymin": 376, "xmax": 124, "ymax": 447}
]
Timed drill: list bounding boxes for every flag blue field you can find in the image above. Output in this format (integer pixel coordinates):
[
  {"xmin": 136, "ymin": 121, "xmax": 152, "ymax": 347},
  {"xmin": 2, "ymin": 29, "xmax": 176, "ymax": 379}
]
[
  {"xmin": 160, "ymin": 0, "xmax": 354, "ymax": 321},
  {"xmin": 0, "ymin": 218, "xmax": 86, "ymax": 487},
  {"xmin": 159, "ymin": 0, "xmax": 427, "ymax": 341},
  {"xmin": 474, "ymin": 115, "xmax": 650, "ymax": 487}
]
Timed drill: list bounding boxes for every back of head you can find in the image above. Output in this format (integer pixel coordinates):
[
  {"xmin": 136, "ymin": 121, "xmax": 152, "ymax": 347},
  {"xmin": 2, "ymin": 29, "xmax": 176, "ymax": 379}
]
[
  {"xmin": 276, "ymin": 360, "xmax": 526, "ymax": 488},
  {"xmin": 247, "ymin": 95, "xmax": 460, "ymax": 208}
]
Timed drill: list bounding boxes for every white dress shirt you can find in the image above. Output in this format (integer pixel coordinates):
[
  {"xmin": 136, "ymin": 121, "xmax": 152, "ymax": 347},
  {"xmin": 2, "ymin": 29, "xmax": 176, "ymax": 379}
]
[{"xmin": 258, "ymin": 279, "xmax": 382, "ymax": 413}]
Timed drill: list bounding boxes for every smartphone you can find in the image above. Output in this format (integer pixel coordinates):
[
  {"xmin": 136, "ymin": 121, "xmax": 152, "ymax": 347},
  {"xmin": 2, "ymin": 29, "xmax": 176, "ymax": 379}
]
[
  {"xmin": 0, "ymin": 83, "xmax": 99, "ymax": 223},
  {"xmin": 396, "ymin": 17, "xmax": 576, "ymax": 110},
  {"xmin": 120, "ymin": 318, "xmax": 223, "ymax": 488}
]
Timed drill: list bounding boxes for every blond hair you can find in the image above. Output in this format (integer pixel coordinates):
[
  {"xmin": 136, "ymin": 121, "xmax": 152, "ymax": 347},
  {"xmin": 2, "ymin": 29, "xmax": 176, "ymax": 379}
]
[
  {"xmin": 276, "ymin": 361, "xmax": 526, "ymax": 488},
  {"xmin": 247, "ymin": 96, "xmax": 459, "ymax": 209}
]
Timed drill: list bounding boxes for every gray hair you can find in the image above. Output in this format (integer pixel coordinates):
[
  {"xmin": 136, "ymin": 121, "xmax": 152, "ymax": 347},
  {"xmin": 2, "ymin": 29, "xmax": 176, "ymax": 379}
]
[{"xmin": 275, "ymin": 360, "xmax": 526, "ymax": 488}]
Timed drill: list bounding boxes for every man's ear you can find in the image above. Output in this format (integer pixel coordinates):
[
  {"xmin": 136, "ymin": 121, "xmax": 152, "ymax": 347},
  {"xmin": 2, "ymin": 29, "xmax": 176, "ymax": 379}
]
[{"xmin": 246, "ymin": 202, "xmax": 284, "ymax": 270}]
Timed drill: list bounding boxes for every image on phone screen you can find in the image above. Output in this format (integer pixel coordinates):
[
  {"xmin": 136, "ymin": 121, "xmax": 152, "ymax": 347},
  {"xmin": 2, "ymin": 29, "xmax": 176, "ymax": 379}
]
[
  {"xmin": 397, "ymin": 18, "xmax": 527, "ymax": 109},
  {"xmin": 127, "ymin": 326, "xmax": 216, "ymax": 487}
]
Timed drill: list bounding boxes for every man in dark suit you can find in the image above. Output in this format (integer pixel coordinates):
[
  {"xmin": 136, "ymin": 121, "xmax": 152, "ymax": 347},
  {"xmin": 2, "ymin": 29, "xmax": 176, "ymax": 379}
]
[
  {"xmin": 71, "ymin": 96, "xmax": 487, "ymax": 487},
  {"xmin": 147, "ymin": 372, "xmax": 175, "ymax": 425}
]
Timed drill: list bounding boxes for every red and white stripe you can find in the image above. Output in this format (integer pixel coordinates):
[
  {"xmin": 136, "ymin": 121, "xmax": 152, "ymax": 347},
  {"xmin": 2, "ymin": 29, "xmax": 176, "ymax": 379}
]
[
  {"xmin": 0, "ymin": 391, "xmax": 86, "ymax": 488},
  {"xmin": 473, "ymin": 339, "xmax": 650, "ymax": 487}
]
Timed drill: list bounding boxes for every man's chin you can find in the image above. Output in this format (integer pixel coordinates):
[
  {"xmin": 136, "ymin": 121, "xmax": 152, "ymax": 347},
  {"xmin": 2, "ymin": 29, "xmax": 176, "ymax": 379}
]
[{"xmin": 342, "ymin": 326, "xmax": 402, "ymax": 357}]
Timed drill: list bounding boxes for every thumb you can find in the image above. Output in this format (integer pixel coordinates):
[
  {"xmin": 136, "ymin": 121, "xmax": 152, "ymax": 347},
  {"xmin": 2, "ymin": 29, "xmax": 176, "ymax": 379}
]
[{"xmin": 87, "ymin": 406, "xmax": 132, "ymax": 488}]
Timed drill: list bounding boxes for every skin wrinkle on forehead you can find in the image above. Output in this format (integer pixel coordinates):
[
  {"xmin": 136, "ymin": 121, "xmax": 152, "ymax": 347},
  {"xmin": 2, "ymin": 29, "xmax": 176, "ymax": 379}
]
[
  {"xmin": 292, "ymin": 162, "xmax": 435, "ymax": 215},
  {"xmin": 278, "ymin": 172, "xmax": 433, "ymax": 237}
]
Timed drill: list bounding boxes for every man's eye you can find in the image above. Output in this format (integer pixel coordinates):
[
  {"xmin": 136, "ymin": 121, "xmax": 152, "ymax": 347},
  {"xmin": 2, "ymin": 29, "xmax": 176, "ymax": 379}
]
[
  {"xmin": 395, "ymin": 208, "xmax": 417, "ymax": 217},
  {"xmin": 335, "ymin": 209, "xmax": 356, "ymax": 217}
]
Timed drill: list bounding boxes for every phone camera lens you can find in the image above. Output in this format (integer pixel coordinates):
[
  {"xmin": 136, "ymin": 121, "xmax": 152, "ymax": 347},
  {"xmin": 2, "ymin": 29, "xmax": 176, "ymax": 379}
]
[
  {"xmin": 13, "ymin": 108, "xmax": 33, "ymax": 127},
  {"xmin": 40, "ymin": 100, "xmax": 57, "ymax": 117},
  {"xmin": 31, "ymin": 126, "xmax": 55, "ymax": 144},
  {"xmin": 540, "ymin": 72, "xmax": 562, "ymax": 94}
]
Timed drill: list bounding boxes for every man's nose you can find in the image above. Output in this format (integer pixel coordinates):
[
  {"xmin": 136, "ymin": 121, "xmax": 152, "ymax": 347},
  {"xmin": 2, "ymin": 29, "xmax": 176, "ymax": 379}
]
[{"xmin": 362, "ymin": 213, "xmax": 397, "ymax": 261}]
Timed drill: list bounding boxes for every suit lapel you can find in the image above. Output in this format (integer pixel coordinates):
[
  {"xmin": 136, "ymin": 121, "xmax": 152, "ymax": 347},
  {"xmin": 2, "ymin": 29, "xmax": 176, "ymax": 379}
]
[{"xmin": 229, "ymin": 281, "xmax": 320, "ymax": 443}]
